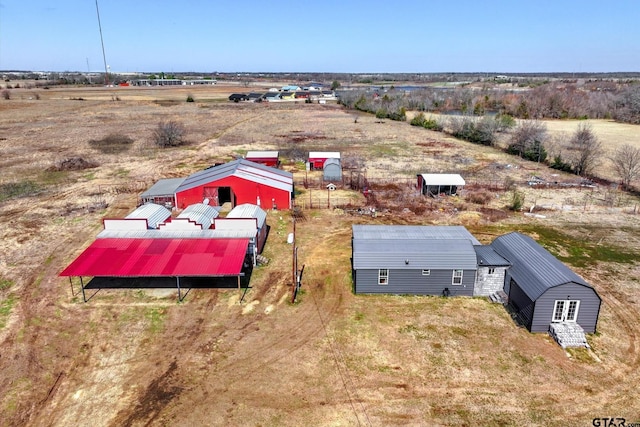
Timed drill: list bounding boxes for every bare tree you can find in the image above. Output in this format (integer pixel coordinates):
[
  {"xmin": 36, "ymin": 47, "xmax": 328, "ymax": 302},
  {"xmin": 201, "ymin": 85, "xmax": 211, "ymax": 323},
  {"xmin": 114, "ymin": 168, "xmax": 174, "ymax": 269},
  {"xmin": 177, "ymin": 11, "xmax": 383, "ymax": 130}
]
[
  {"xmin": 610, "ymin": 144, "xmax": 640, "ymax": 190},
  {"xmin": 567, "ymin": 123, "xmax": 603, "ymax": 177},
  {"xmin": 152, "ymin": 121, "xmax": 187, "ymax": 147},
  {"xmin": 507, "ymin": 120, "xmax": 547, "ymax": 161}
]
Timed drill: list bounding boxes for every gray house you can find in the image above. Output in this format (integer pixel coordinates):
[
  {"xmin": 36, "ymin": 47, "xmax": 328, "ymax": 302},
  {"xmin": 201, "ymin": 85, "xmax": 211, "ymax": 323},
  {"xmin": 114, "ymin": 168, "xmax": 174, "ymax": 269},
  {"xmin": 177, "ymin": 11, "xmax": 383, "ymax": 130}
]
[
  {"xmin": 352, "ymin": 225, "xmax": 478, "ymax": 296},
  {"xmin": 491, "ymin": 232, "xmax": 601, "ymax": 333}
]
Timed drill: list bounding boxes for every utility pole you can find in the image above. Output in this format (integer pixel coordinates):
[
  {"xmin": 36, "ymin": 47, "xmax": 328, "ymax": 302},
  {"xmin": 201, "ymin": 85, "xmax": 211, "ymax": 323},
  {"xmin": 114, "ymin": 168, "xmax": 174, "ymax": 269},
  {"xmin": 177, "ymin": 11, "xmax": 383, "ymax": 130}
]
[{"xmin": 95, "ymin": 0, "xmax": 109, "ymax": 86}]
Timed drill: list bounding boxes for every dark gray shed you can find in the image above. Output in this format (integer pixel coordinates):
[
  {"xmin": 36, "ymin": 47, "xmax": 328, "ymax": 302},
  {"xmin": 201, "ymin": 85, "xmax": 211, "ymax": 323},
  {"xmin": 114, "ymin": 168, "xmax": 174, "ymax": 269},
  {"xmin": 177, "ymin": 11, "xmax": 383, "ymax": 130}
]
[
  {"xmin": 491, "ymin": 232, "xmax": 601, "ymax": 333},
  {"xmin": 352, "ymin": 226, "xmax": 477, "ymax": 296},
  {"xmin": 323, "ymin": 158, "xmax": 342, "ymax": 181}
]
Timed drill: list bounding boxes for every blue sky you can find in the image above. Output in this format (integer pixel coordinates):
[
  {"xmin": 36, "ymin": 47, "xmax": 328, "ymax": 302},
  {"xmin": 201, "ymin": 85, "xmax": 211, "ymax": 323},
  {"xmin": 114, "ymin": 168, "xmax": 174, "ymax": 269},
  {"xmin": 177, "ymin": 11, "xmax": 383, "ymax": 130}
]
[{"xmin": 0, "ymin": 0, "xmax": 638, "ymax": 73}]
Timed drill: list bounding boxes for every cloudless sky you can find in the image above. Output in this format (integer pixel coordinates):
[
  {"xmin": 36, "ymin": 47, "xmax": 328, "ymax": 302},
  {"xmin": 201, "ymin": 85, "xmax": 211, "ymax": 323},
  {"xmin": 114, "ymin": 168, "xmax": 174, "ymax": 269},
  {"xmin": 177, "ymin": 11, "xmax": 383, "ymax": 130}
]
[{"xmin": 0, "ymin": 0, "xmax": 638, "ymax": 73}]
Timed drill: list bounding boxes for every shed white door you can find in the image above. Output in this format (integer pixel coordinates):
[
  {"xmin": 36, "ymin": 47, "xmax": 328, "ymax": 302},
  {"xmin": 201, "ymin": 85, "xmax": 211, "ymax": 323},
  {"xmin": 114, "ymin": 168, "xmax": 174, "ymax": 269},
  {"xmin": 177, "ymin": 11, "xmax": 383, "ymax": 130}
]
[{"xmin": 552, "ymin": 300, "xmax": 580, "ymax": 322}]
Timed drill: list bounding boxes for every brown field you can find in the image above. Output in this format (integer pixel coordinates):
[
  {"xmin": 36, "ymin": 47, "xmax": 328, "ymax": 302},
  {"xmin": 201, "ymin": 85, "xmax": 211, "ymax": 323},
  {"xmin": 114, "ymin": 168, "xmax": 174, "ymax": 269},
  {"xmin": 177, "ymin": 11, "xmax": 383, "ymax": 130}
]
[{"xmin": 1, "ymin": 84, "xmax": 640, "ymax": 426}]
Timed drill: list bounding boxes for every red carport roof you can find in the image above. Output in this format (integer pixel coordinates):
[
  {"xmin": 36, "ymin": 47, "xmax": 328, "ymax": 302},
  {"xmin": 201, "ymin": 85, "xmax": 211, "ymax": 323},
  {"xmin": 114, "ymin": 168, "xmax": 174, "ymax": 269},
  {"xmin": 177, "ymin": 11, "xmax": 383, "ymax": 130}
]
[{"xmin": 60, "ymin": 238, "xmax": 248, "ymax": 277}]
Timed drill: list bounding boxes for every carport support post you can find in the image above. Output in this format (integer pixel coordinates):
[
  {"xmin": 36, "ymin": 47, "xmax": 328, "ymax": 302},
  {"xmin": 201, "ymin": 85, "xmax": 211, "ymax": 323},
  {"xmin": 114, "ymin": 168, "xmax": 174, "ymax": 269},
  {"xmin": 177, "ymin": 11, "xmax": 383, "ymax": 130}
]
[
  {"xmin": 69, "ymin": 277, "xmax": 74, "ymax": 297},
  {"xmin": 80, "ymin": 277, "xmax": 86, "ymax": 303},
  {"xmin": 177, "ymin": 276, "xmax": 182, "ymax": 302},
  {"xmin": 237, "ymin": 275, "xmax": 240, "ymax": 292}
]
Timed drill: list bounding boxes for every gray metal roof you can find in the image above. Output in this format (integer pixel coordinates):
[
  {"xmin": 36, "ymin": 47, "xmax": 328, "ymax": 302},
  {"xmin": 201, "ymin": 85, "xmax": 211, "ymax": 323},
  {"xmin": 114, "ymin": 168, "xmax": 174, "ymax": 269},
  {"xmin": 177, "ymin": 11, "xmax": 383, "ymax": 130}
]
[
  {"xmin": 176, "ymin": 159, "xmax": 293, "ymax": 194},
  {"xmin": 491, "ymin": 232, "xmax": 594, "ymax": 301},
  {"xmin": 353, "ymin": 239, "xmax": 477, "ymax": 270},
  {"xmin": 178, "ymin": 203, "xmax": 219, "ymax": 227},
  {"xmin": 226, "ymin": 203, "xmax": 267, "ymax": 228},
  {"xmin": 352, "ymin": 225, "xmax": 480, "ymax": 245},
  {"xmin": 97, "ymin": 229, "xmax": 256, "ymax": 239},
  {"xmin": 323, "ymin": 158, "xmax": 341, "ymax": 168},
  {"xmin": 140, "ymin": 178, "xmax": 186, "ymax": 197},
  {"xmin": 125, "ymin": 203, "xmax": 172, "ymax": 229},
  {"xmin": 474, "ymin": 245, "xmax": 511, "ymax": 267}
]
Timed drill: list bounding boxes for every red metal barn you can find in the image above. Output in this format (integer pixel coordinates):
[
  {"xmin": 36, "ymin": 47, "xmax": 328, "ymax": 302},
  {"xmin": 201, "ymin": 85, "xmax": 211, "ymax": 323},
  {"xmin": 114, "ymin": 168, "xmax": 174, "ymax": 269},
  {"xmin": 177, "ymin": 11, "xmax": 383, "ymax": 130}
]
[
  {"xmin": 175, "ymin": 159, "xmax": 293, "ymax": 210},
  {"xmin": 308, "ymin": 151, "xmax": 340, "ymax": 169},
  {"xmin": 245, "ymin": 150, "xmax": 280, "ymax": 167}
]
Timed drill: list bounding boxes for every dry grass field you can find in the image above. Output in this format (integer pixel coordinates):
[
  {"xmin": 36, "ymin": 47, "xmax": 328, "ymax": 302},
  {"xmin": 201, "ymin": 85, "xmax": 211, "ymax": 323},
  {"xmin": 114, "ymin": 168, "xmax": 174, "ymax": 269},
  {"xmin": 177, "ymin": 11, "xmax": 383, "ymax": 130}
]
[{"xmin": 1, "ymin": 83, "xmax": 640, "ymax": 426}]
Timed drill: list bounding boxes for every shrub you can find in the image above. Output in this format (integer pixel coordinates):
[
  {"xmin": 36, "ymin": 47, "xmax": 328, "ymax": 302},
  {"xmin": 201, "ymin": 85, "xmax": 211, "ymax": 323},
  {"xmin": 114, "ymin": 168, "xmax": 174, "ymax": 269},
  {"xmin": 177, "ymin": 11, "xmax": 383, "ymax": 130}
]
[
  {"xmin": 186, "ymin": 94, "xmax": 195, "ymax": 102},
  {"xmin": 152, "ymin": 121, "xmax": 187, "ymax": 147},
  {"xmin": 1, "ymin": 89, "xmax": 10, "ymax": 100},
  {"xmin": 410, "ymin": 112, "xmax": 427, "ymax": 127},
  {"xmin": 508, "ymin": 190, "xmax": 525, "ymax": 211},
  {"xmin": 466, "ymin": 190, "xmax": 493, "ymax": 205}
]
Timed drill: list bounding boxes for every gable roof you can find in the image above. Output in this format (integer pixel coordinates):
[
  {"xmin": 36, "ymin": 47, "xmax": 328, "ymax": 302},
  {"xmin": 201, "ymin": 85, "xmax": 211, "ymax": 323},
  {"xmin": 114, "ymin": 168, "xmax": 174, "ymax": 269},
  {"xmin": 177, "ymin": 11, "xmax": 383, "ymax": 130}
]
[
  {"xmin": 125, "ymin": 203, "xmax": 172, "ymax": 229},
  {"xmin": 491, "ymin": 232, "xmax": 596, "ymax": 300},
  {"xmin": 246, "ymin": 150, "xmax": 279, "ymax": 159},
  {"xmin": 353, "ymin": 239, "xmax": 477, "ymax": 270},
  {"xmin": 309, "ymin": 151, "xmax": 340, "ymax": 159},
  {"xmin": 176, "ymin": 159, "xmax": 293, "ymax": 194},
  {"xmin": 352, "ymin": 225, "xmax": 480, "ymax": 245},
  {"xmin": 177, "ymin": 203, "xmax": 219, "ymax": 227}
]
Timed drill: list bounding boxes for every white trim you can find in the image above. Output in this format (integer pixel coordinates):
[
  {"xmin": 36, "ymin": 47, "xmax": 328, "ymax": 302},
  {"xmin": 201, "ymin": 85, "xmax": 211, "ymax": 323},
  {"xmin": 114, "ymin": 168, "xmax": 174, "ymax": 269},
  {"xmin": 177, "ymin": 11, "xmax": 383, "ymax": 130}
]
[
  {"xmin": 452, "ymin": 269, "xmax": 463, "ymax": 285},
  {"xmin": 552, "ymin": 299, "xmax": 580, "ymax": 322},
  {"xmin": 378, "ymin": 269, "xmax": 389, "ymax": 285}
]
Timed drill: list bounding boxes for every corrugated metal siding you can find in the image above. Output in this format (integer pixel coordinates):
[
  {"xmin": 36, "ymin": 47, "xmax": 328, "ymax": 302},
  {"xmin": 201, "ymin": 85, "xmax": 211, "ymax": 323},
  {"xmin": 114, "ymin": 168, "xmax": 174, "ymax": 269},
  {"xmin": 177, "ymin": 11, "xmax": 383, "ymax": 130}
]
[
  {"xmin": 140, "ymin": 178, "xmax": 186, "ymax": 198},
  {"xmin": 352, "ymin": 225, "xmax": 480, "ymax": 244},
  {"xmin": 179, "ymin": 203, "xmax": 219, "ymax": 228},
  {"xmin": 531, "ymin": 283, "xmax": 601, "ymax": 333},
  {"xmin": 491, "ymin": 232, "xmax": 592, "ymax": 301},
  {"xmin": 125, "ymin": 204, "xmax": 172, "ymax": 229},
  {"xmin": 227, "ymin": 203, "xmax": 267, "ymax": 229},
  {"xmin": 323, "ymin": 164, "xmax": 342, "ymax": 181},
  {"xmin": 355, "ymin": 269, "xmax": 475, "ymax": 295}
]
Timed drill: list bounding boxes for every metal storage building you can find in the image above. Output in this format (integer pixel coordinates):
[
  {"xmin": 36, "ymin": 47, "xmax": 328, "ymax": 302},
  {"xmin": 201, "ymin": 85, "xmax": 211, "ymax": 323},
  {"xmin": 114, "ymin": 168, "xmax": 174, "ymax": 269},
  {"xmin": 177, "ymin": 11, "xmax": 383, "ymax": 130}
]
[
  {"xmin": 417, "ymin": 174, "xmax": 465, "ymax": 196},
  {"xmin": 309, "ymin": 151, "xmax": 340, "ymax": 169},
  {"xmin": 352, "ymin": 225, "xmax": 478, "ymax": 296},
  {"xmin": 174, "ymin": 159, "xmax": 293, "ymax": 210},
  {"xmin": 140, "ymin": 178, "xmax": 186, "ymax": 208},
  {"xmin": 224, "ymin": 203, "xmax": 268, "ymax": 254},
  {"xmin": 323, "ymin": 158, "xmax": 342, "ymax": 181},
  {"xmin": 491, "ymin": 232, "xmax": 601, "ymax": 333},
  {"xmin": 245, "ymin": 151, "xmax": 280, "ymax": 167},
  {"xmin": 158, "ymin": 203, "xmax": 219, "ymax": 230},
  {"xmin": 103, "ymin": 203, "xmax": 172, "ymax": 231}
]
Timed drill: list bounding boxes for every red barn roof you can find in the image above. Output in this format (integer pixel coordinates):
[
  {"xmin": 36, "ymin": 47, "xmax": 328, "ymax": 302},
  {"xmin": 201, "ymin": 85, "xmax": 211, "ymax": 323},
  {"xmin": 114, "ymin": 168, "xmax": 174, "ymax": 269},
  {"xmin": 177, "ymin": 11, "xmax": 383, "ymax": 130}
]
[{"xmin": 60, "ymin": 238, "xmax": 248, "ymax": 277}]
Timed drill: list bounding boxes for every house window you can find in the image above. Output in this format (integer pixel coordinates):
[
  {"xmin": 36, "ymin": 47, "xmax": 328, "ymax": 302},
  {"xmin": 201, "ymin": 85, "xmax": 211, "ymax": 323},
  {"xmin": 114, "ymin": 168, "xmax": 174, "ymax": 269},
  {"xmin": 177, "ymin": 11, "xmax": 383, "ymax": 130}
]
[
  {"xmin": 422, "ymin": 269, "xmax": 431, "ymax": 276},
  {"xmin": 488, "ymin": 268, "xmax": 495, "ymax": 275},
  {"xmin": 452, "ymin": 270, "xmax": 463, "ymax": 285},
  {"xmin": 378, "ymin": 269, "xmax": 389, "ymax": 285}
]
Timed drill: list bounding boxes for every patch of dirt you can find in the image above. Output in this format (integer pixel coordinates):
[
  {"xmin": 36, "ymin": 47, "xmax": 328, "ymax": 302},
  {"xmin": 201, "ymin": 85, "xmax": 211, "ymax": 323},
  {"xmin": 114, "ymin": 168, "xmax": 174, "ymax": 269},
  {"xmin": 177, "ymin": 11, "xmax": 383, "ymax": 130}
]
[{"xmin": 47, "ymin": 156, "xmax": 98, "ymax": 171}]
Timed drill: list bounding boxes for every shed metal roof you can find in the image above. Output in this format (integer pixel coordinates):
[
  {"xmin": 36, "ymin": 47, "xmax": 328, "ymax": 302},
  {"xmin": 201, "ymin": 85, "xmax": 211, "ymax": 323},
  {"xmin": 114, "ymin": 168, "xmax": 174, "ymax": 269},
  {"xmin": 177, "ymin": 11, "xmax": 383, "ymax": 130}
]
[
  {"xmin": 140, "ymin": 178, "xmax": 186, "ymax": 198},
  {"xmin": 178, "ymin": 203, "xmax": 219, "ymax": 227},
  {"xmin": 226, "ymin": 203, "xmax": 267, "ymax": 228},
  {"xmin": 419, "ymin": 174, "xmax": 466, "ymax": 186},
  {"xmin": 246, "ymin": 151, "xmax": 279, "ymax": 159},
  {"xmin": 125, "ymin": 203, "xmax": 172, "ymax": 229},
  {"xmin": 353, "ymin": 239, "xmax": 477, "ymax": 270},
  {"xmin": 309, "ymin": 151, "xmax": 340, "ymax": 159},
  {"xmin": 490, "ymin": 232, "xmax": 595, "ymax": 301},
  {"xmin": 352, "ymin": 225, "xmax": 480, "ymax": 245},
  {"xmin": 474, "ymin": 245, "xmax": 511, "ymax": 267},
  {"xmin": 323, "ymin": 158, "xmax": 341, "ymax": 168},
  {"xmin": 176, "ymin": 159, "xmax": 293, "ymax": 194},
  {"xmin": 60, "ymin": 238, "xmax": 248, "ymax": 277}
]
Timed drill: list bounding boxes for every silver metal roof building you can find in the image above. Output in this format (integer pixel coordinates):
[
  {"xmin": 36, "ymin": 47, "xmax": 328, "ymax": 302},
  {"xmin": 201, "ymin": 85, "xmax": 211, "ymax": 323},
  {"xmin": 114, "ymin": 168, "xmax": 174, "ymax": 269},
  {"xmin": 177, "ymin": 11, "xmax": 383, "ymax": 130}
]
[
  {"xmin": 140, "ymin": 178, "xmax": 186, "ymax": 199},
  {"xmin": 474, "ymin": 245, "xmax": 511, "ymax": 267},
  {"xmin": 177, "ymin": 203, "xmax": 219, "ymax": 228},
  {"xmin": 125, "ymin": 204, "xmax": 172, "ymax": 229},
  {"xmin": 226, "ymin": 203, "xmax": 267, "ymax": 228},
  {"xmin": 352, "ymin": 225, "xmax": 480, "ymax": 245},
  {"xmin": 97, "ymin": 229, "xmax": 255, "ymax": 239}
]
